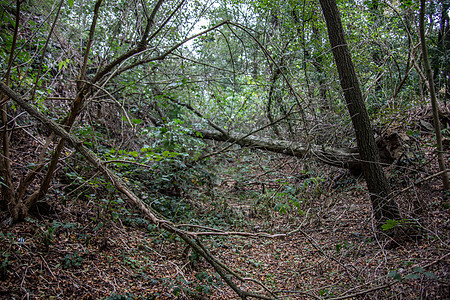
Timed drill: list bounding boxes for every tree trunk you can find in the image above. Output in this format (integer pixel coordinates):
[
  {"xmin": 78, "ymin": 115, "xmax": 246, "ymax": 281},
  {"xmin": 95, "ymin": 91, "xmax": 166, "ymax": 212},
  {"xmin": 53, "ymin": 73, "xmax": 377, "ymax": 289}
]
[
  {"xmin": 196, "ymin": 128, "xmax": 362, "ymax": 170},
  {"xmin": 419, "ymin": 0, "xmax": 450, "ymax": 194},
  {"xmin": 319, "ymin": 0, "xmax": 401, "ymax": 225}
]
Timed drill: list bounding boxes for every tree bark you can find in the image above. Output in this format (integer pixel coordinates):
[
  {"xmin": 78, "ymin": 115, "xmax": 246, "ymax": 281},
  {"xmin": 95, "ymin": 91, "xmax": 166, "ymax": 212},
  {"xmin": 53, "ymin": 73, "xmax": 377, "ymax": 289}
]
[{"xmin": 319, "ymin": 0, "xmax": 401, "ymax": 224}]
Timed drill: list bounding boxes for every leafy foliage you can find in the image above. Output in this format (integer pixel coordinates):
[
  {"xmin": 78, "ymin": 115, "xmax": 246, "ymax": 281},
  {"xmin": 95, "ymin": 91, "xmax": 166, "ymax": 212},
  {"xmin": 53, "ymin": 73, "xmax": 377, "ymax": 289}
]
[{"xmin": 0, "ymin": 0, "xmax": 449, "ymax": 298}]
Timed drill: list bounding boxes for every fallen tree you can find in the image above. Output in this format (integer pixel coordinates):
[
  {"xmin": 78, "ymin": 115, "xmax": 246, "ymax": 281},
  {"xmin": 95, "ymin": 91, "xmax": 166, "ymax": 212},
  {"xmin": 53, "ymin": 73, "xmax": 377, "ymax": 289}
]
[
  {"xmin": 195, "ymin": 129, "xmax": 401, "ymax": 172},
  {"xmin": 196, "ymin": 128, "xmax": 362, "ymax": 170},
  {"xmin": 162, "ymin": 92, "xmax": 398, "ymax": 173}
]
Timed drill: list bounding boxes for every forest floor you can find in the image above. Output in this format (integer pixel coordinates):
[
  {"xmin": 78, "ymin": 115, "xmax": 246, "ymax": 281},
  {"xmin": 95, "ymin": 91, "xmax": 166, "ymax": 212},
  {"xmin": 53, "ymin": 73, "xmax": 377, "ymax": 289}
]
[{"xmin": 1, "ymin": 114, "xmax": 449, "ymax": 299}]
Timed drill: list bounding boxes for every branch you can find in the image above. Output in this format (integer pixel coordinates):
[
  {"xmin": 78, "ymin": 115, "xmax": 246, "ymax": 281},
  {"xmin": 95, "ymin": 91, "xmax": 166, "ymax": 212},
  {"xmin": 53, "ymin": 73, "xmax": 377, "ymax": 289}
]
[
  {"xmin": 227, "ymin": 22, "xmax": 310, "ymax": 138},
  {"xmin": 138, "ymin": 0, "xmax": 165, "ymax": 47},
  {"xmin": 327, "ymin": 282, "xmax": 396, "ymax": 300},
  {"xmin": 145, "ymin": 0, "xmax": 186, "ymax": 45},
  {"xmin": 170, "ymin": 53, "xmax": 235, "ymax": 73},
  {"xmin": 29, "ymin": 0, "xmax": 64, "ymax": 102},
  {"xmin": 77, "ymin": 80, "xmax": 133, "ymax": 128},
  {"xmin": 78, "ymin": 0, "xmax": 103, "ymax": 89},
  {"xmin": 112, "ymin": 21, "xmax": 230, "ymax": 78},
  {"xmin": 398, "ymin": 169, "xmax": 450, "ymax": 194}
]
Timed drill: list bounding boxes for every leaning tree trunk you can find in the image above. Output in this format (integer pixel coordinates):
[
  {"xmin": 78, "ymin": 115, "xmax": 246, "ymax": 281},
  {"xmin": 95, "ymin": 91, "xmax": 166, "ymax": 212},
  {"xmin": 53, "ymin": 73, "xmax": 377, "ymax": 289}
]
[{"xmin": 319, "ymin": 0, "xmax": 401, "ymax": 225}]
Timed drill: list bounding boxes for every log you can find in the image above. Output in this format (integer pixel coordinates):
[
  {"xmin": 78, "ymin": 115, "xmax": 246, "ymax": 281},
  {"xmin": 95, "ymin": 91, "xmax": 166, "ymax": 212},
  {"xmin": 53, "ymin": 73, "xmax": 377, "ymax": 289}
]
[{"xmin": 195, "ymin": 129, "xmax": 364, "ymax": 171}]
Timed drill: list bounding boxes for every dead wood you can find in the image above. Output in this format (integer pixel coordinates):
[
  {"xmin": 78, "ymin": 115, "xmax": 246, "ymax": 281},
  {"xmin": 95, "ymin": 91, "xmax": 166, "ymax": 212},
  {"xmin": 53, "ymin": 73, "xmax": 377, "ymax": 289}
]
[
  {"xmin": 195, "ymin": 128, "xmax": 363, "ymax": 170},
  {"xmin": 194, "ymin": 129, "xmax": 407, "ymax": 172}
]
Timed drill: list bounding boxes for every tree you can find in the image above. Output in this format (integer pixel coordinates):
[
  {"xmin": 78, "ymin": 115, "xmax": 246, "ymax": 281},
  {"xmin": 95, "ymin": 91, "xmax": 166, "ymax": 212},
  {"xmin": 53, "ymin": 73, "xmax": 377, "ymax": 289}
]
[
  {"xmin": 419, "ymin": 0, "xmax": 450, "ymax": 195},
  {"xmin": 318, "ymin": 0, "xmax": 401, "ymax": 225}
]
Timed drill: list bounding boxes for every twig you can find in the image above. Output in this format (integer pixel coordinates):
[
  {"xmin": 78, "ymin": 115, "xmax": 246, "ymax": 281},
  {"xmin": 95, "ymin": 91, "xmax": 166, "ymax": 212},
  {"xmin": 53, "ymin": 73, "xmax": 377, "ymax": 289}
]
[
  {"xmin": 112, "ymin": 21, "xmax": 231, "ymax": 79},
  {"xmin": 29, "ymin": 0, "xmax": 65, "ymax": 102},
  {"xmin": 39, "ymin": 255, "xmax": 56, "ymax": 280},
  {"xmin": 184, "ymin": 230, "xmax": 285, "ymax": 238},
  {"xmin": 295, "ymin": 227, "xmax": 359, "ymax": 280},
  {"xmin": 64, "ymin": 171, "xmax": 100, "ymax": 197},
  {"xmin": 170, "ymin": 53, "xmax": 235, "ymax": 73},
  {"xmin": 177, "ymin": 220, "xmax": 285, "ymax": 238},
  {"xmin": 328, "ymin": 282, "xmax": 396, "ymax": 300},
  {"xmin": 241, "ymin": 276, "xmax": 279, "ymax": 299},
  {"xmin": 77, "ymin": 80, "xmax": 134, "ymax": 128},
  {"xmin": 227, "ymin": 22, "xmax": 310, "ymax": 141},
  {"xmin": 103, "ymin": 159, "xmax": 155, "ymax": 169},
  {"xmin": 396, "ymin": 169, "xmax": 450, "ymax": 195},
  {"xmin": 273, "ymin": 289, "xmax": 321, "ymax": 299},
  {"xmin": 420, "ymin": 252, "xmax": 450, "ymax": 269}
]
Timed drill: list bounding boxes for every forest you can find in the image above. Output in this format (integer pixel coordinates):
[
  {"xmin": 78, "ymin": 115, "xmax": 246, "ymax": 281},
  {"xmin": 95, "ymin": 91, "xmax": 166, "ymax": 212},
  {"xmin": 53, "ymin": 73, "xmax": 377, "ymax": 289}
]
[{"xmin": 0, "ymin": 0, "xmax": 449, "ymax": 298}]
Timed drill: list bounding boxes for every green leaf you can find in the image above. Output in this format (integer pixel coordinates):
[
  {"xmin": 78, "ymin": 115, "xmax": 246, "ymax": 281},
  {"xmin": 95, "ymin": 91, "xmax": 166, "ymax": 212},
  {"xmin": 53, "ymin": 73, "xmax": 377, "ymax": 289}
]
[
  {"xmin": 141, "ymin": 147, "xmax": 152, "ymax": 153},
  {"xmin": 423, "ymin": 271, "xmax": 436, "ymax": 279},
  {"xmin": 399, "ymin": 0, "xmax": 414, "ymax": 8},
  {"xmin": 168, "ymin": 152, "xmax": 179, "ymax": 157},
  {"xmin": 172, "ymin": 286, "xmax": 180, "ymax": 296},
  {"xmin": 413, "ymin": 267, "xmax": 424, "ymax": 273},
  {"xmin": 404, "ymin": 273, "xmax": 420, "ymax": 280},
  {"xmin": 195, "ymin": 271, "xmax": 208, "ymax": 280},
  {"xmin": 131, "ymin": 118, "xmax": 143, "ymax": 125},
  {"xmin": 382, "ymin": 219, "xmax": 399, "ymax": 231},
  {"xmin": 68, "ymin": 0, "xmax": 74, "ymax": 7},
  {"xmin": 203, "ymin": 285, "xmax": 211, "ymax": 294},
  {"xmin": 388, "ymin": 270, "xmax": 402, "ymax": 281},
  {"xmin": 129, "ymin": 151, "xmax": 139, "ymax": 158},
  {"xmin": 93, "ymin": 222, "xmax": 104, "ymax": 231},
  {"xmin": 58, "ymin": 61, "xmax": 65, "ymax": 71}
]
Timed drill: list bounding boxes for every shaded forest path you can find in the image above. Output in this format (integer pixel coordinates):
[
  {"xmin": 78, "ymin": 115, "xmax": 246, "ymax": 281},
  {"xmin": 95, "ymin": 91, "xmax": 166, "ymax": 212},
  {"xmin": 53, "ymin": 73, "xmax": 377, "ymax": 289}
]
[{"xmin": 1, "ymin": 135, "xmax": 448, "ymax": 299}]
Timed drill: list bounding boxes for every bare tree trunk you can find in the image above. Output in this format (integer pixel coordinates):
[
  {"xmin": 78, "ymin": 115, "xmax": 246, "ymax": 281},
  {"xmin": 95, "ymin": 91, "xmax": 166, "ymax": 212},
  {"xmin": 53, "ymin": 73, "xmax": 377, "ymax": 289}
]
[
  {"xmin": 267, "ymin": 64, "xmax": 282, "ymax": 137},
  {"xmin": 419, "ymin": 0, "xmax": 450, "ymax": 195},
  {"xmin": 319, "ymin": 0, "xmax": 401, "ymax": 225}
]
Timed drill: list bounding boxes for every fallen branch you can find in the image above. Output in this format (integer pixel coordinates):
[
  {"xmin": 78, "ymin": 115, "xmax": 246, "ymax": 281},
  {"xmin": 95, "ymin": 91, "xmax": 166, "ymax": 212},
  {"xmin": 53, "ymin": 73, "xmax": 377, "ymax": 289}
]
[
  {"xmin": 195, "ymin": 128, "xmax": 363, "ymax": 171},
  {"xmin": 399, "ymin": 169, "xmax": 450, "ymax": 194},
  {"xmin": 327, "ymin": 282, "xmax": 396, "ymax": 300}
]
